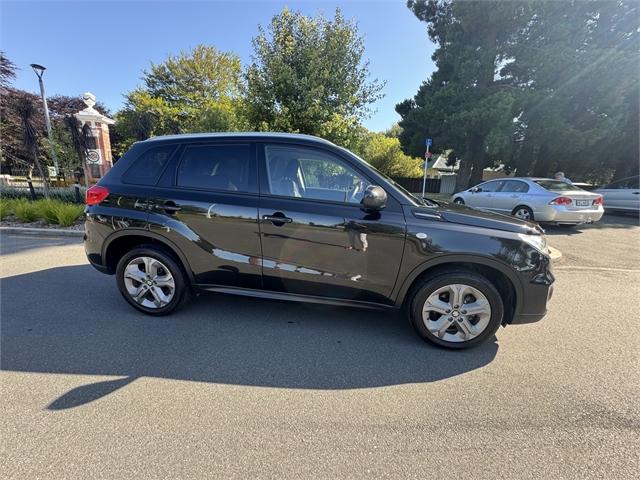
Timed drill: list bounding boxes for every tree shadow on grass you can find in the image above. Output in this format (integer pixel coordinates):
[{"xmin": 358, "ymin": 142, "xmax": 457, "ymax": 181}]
[{"xmin": 1, "ymin": 265, "xmax": 498, "ymax": 410}]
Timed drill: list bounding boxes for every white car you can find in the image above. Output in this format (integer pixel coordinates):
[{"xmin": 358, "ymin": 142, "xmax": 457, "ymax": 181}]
[
  {"xmin": 452, "ymin": 177, "xmax": 604, "ymax": 225},
  {"xmin": 594, "ymin": 175, "xmax": 640, "ymax": 213}
]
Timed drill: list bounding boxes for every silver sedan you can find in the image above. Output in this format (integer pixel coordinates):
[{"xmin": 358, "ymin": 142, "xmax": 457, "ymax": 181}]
[{"xmin": 451, "ymin": 177, "xmax": 604, "ymax": 224}]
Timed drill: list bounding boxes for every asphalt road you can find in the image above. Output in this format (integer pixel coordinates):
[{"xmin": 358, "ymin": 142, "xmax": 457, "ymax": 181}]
[{"xmin": 1, "ymin": 213, "xmax": 639, "ymax": 479}]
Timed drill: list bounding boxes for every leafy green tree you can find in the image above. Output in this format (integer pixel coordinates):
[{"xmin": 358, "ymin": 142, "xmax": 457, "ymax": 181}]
[
  {"xmin": 362, "ymin": 132, "xmax": 423, "ymax": 177},
  {"xmin": 504, "ymin": 0, "xmax": 639, "ymax": 183},
  {"xmin": 244, "ymin": 7, "xmax": 384, "ymax": 150},
  {"xmin": 397, "ymin": 0, "xmax": 524, "ymax": 190},
  {"xmin": 398, "ymin": 1, "xmax": 639, "ymax": 187},
  {"xmin": 115, "ymin": 45, "xmax": 246, "ymax": 153}
]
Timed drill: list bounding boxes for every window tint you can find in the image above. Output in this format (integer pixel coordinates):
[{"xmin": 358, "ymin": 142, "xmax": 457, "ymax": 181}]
[
  {"xmin": 501, "ymin": 180, "xmax": 529, "ymax": 193},
  {"xmin": 476, "ymin": 181, "xmax": 504, "ymax": 192},
  {"xmin": 177, "ymin": 145, "xmax": 251, "ymax": 192},
  {"xmin": 123, "ymin": 145, "xmax": 175, "ymax": 185},
  {"xmin": 534, "ymin": 179, "xmax": 582, "ymax": 191},
  {"xmin": 265, "ymin": 145, "xmax": 370, "ymax": 204},
  {"xmin": 604, "ymin": 176, "xmax": 639, "ymax": 189}
]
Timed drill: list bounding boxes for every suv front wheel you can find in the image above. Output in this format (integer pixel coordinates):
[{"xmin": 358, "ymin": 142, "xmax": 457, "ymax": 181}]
[
  {"xmin": 409, "ymin": 271, "xmax": 503, "ymax": 349},
  {"xmin": 116, "ymin": 245, "xmax": 189, "ymax": 315}
]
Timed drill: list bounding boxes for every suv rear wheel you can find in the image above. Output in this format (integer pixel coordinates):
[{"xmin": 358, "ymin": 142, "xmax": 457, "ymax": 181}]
[
  {"xmin": 116, "ymin": 245, "xmax": 189, "ymax": 315},
  {"xmin": 408, "ymin": 271, "xmax": 503, "ymax": 349}
]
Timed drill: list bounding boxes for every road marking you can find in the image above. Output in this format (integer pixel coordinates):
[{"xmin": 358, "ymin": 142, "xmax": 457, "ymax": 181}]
[{"xmin": 555, "ymin": 266, "xmax": 640, "ymax": 273}]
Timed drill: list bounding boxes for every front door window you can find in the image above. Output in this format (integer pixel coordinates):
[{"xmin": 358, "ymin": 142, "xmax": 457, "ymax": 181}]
[{"xmin": 265, "ymin": 145, "xmax": 370, "ymax": 204}]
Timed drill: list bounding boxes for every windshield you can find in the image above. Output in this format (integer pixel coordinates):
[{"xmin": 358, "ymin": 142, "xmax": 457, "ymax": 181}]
[{"xmin": 534, "ymin": 180, "xmax": 584, "ymax": 192}]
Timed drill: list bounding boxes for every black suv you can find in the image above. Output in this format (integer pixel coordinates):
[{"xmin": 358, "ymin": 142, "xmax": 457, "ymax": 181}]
[{"xmin": 84, "ymin": 133, "xmax": 554, "ymax": 349}]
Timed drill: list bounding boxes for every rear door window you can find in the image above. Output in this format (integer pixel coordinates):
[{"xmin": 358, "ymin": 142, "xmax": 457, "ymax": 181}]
[
  {"xmin": 177, "ymin": 144, "xmax": 253, "ymax": 193},
  {"xmin": 122, "ymin": 145, "xmax": 176, "ymax": 185},
  {"xmin": 501, "ymin": 180, "xmax": 529, "ymax": 193}
]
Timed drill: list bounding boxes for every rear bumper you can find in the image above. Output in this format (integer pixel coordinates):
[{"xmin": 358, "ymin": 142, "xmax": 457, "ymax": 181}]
[
  {"xmin": 534, "ymin": 205, "xmax": 604, "ymax": 224},
  {"xmin": 83, "ymin": 216, "xmax": 112, "ymax": 275}
]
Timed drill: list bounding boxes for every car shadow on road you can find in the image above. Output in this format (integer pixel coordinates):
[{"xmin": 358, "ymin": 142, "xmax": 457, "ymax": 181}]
[
  {"xmin": 544, "ymin": 212, "xmax": 639, "ymax": 236},
  {"xmin": 1, "ymin": 265, "xmax": 498, "ymax": 410}
]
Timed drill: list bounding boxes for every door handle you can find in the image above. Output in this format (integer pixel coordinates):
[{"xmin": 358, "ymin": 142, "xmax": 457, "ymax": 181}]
[
  {"xmin": 632, "ymin": 192, "xmax": 639, "ymax": 195},
  {"xmin": 152, "ymin": 201, "xmax": 181, "ymax": 214},
  {"xmin": 510, "ymin": 194, "xmax": 519, "ymax": 198},
  {"xmin": 263, "ymin": 212, "xmax": 292, "ymax": 226}
]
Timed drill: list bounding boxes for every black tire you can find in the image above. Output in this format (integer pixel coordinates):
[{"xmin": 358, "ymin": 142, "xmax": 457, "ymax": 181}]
[
  {"xmin": 511, "ymin": 205, "xmax": 534, "ymax": 221},
  {"xmin": 116, "ymin": 245, "xmax": 189, "ymax": 315},
  {"xmin": 408, "ymin": 271, "xmax": 504, "ymax": 349},
  {"xmin": 453, "ymin": 197, "xmax": 465, "ymax": 205}
]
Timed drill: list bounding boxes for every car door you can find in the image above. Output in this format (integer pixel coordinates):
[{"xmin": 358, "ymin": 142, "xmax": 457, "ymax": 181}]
[
  {"xmin": 606, "ymin": 176, "xmax": 640, "ymax": 211},
  {"xmin": 467, "ymin": 180, "xmax": 505, "ymax": 210},
  {"xmin": 491, "ymin": 179, "xmax": 530, "ymax": 214},
  {"xmin": 146, "ymin": 142, "xmax": 263, "ymax": 288},
  {"xmin": 257, "ymin": 143, "xmax": 406, "ymax": 305}
]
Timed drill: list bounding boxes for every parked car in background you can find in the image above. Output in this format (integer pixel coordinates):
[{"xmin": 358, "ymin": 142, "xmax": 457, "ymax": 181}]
[
  {"xmin": 594, "ymin": 175, "xmax": 640, "ymax": 213},
  {"xmin": 84, "ymin": 133, "xmax": 554, "ymax": 350},
  {"xmin": 452, "ymin": 177, "xmax": 604, "ymax": 225}
]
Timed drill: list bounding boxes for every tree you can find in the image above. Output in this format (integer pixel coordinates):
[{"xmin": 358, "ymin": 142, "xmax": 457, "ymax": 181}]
[
  {"xmin": 361, "ymin": 132, "xmax": 423, "ymax": 177},
  {"xmin": 0, "ymin": 51, "xmax": 16, "ymax": 90},
  {"xmin": 15, "ymin": 97, "xmax": 49, "ymax": 197},
  {"xmin": 244, "ymin": 7, "xmax": 384, "ymax": 150},
  {"xmin": 397, "ymin": 0, "xmax": 524, "ymax": 190},
  {"xmin": 398, "ymin": 1, "xmax": 639, "ymax": 187},
  {"xmin": 503, "ymin": 0, "xmax": 639, "ymax": 183},
  {"xmin": 115, "ymin": 45, "xmax": 246, "ymax": 153}
]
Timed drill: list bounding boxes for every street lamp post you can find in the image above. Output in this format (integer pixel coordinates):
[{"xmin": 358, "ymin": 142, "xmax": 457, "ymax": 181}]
[{"xmin": 30, "ymin": 63, "xmax": 59, "ymax": 176}]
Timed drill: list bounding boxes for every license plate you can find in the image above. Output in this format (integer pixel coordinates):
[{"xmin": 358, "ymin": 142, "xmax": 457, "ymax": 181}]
[{"xmin": 575, "ymin": 200, "xmax": 590, "ymax": 207}]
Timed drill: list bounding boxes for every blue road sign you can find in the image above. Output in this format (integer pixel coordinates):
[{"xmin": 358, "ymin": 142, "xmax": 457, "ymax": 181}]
[{"xmin": 426, "ymin": 138, "xmax": 432, "ymax": 147}]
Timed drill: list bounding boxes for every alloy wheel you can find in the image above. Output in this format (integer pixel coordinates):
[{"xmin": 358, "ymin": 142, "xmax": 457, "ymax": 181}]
[
  {"xmin": 514, "ymin": 207, "xmax": 532, "ymax": 220},
  {"xmin": 422, "ymin": 283, "xmax": 492, "ymax": 343},
  {"xmin": 123, "ymin": 256, "xmax": 176, "ymax": 309}
]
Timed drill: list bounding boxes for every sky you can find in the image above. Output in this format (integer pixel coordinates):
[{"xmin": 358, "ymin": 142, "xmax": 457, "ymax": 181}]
[{"xmin": 0, "ymin": 0, "xmax": 436, "ymax": 132}]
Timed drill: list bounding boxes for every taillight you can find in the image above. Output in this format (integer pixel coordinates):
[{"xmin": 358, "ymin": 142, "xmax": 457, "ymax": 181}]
[
  {"xmin": 592, "ymin": 196, "xmax": 603, "ymax": 206},
  {"xmin": 549, "ymin": 196, "xmax": 572, "ymax": 206},
  {"xmin": 85, "ymin": 185, "xmax": 109, "ymax": 205}
]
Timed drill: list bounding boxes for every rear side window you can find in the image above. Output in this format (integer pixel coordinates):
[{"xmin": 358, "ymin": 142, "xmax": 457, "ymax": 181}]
[
  {"xmin": 534, "ymin": 179, "xmax": 582, "ymax": 191},
  {"xmin": 122, "ymin": 146, "xmax": 175, "ymax": 185},
  {"xmin": 177, "ymin": 144, "xmax": 251, "ymax": 192},
  {"xmin": 501, "ymin": 180, "xmax": 529, "ymax": 193}
]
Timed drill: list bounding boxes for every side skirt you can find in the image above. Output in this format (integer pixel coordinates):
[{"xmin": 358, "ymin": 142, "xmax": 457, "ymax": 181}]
[{"xmin": 196, "ymin": 285, "xmax": 399, "ymax": 311}]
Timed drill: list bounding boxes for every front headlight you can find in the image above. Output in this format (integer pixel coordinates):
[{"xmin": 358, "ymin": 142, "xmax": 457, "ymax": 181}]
[{"xmin": 518, "ymin": 233, "xmax": 548, "ymax": 254}]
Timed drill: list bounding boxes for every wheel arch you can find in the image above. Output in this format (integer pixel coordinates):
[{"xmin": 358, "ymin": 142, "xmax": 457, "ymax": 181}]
[
  {"xmin": 102, "ymin": 229, "xmax": 195, "ymax": 284},
  {"xmin": 511, "ymin": 204, "xmax": 534, "ymax": 217},
  {"xmin": 394, "ymin": 254, "xmax": 522, "ymax": 324}
]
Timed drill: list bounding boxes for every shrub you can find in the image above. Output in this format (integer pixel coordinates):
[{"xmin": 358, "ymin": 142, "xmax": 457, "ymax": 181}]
[
  {"xmin": 13, "ymin": 199, "xmax": 40, "ymax": 222},
  {"xmin": 0, "ymin": 199, "xmax": 17, "ymax": 219},
  {"xmin": 36, "ymin": 199, "xmax": 60, "ymax": 224},
  {"xmin": 53, "ymin": 203, "xmax": 85, "ymax": 227},
  {"xmin": 0, "ymin": 186, "xmax": 86, "ymax": 203}
]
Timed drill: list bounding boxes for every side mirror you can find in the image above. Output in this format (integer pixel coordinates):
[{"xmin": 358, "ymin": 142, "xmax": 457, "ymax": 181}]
[
  {"xmin": 470, "ymin": 187, "xmax": 481, "ymax": 193},
  {"xmin": 361, "ymin": 185, "xmax": 387, "ymax": 211}
]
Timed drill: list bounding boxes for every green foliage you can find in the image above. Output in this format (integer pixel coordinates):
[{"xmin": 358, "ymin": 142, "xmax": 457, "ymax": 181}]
[
  {"xmin": 1, "ymin": 186, "xmax": 84, "ymax": 202},
  {"xmin": 13, "ymin": 199, "xmax": 39, "ymax": 222},
  {"xmin": 115, "ymin": 45, "xmax": 246, "ymax": 153},
  {"xmin": 0, "ymin": 197, "xmax": 84, "ymax": 226},
  {"xmin": 244, "ymin": 7, "xmax": 384, "ymax": 148},
  {"xmin": 361, "ymin": 132, "xmax": 423, "ymax": 177},
  {"xmin": 0, "ymin": 198, "xmax": 17, "ymax": 219},
  {"xmin": 36, "ymin": 199, "xmax": 59, "ymax": 224},
  {"xmin": 52, "ymin": 202, "xmax": 84, "ymax": 226},
  {"xmin": 398, "ymin": 0, "xmax": 639, "ymax": 187}
]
